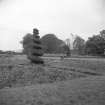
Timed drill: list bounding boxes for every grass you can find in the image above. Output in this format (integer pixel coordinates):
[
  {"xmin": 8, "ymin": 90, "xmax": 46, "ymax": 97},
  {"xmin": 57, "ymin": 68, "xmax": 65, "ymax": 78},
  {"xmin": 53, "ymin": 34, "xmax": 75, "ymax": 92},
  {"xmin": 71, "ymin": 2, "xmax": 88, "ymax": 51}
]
[
  {"xmin": 0, "ymin": 54, "xmax": 105, "ymax": 105},
  {"xmin": 0, "ymin": 76, "xmax": 105, "ymax": 105}
]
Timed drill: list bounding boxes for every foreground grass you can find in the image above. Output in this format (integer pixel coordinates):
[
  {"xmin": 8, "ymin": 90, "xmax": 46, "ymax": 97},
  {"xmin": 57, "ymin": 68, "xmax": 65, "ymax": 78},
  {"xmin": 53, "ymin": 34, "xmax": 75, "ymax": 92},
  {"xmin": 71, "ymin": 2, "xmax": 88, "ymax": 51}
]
[
  {"xmin": 0, "ymin": 54, "xmax": 105, "ymax": 105},
  {"xmin": 1, "ymin": 55, "xmax": 103, "ymax": 89},
  {"xmin": 0, "ymin": 76, "xmax": 105, "ymax": 105}
]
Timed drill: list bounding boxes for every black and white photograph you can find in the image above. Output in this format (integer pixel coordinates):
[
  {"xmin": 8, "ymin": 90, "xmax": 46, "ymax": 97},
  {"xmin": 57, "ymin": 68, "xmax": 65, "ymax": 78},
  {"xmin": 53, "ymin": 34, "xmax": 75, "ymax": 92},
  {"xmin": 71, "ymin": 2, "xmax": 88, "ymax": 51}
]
[{"xmin": 0, "ymin": 0, "xmax": 105, "ymax": 105}]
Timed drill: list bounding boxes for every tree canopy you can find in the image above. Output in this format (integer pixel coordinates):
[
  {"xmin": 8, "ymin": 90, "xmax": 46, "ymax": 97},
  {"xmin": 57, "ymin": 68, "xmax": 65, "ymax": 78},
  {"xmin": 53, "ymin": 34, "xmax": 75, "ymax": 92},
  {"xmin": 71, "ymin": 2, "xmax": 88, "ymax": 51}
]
[
  {"xmin": 41, "ymin": 34, "xmax": 66, "ymax": 53},
  {"xmin": 21, "ymin": 29, "xmax": 105, "ymax": 56},
  {"xmin": 73, "ymin": 35, "xmax": 85, "ymax": 55},
  {"xmin": 22, "ymin": 33, "xmax": 33, "ymax": 54},
  {"xmin": 85, "ymin": 30, "xmax": 105, "ymax": 56}
]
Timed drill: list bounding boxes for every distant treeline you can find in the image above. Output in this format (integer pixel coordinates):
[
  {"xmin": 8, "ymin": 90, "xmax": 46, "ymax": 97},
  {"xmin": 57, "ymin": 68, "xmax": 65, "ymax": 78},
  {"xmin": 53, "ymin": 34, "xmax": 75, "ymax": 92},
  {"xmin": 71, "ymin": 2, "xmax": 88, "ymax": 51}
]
[
  {"xmin": 22, "ymin": 33, "xmax": 71, "ymax": 56},
  {"xmin": 21, "ymin": 29, "xmax": 105, "ymax": 56},
  {"xmin": 1, "ymin": 29, "xmax": 105, "ymax": 57},
  {"xmin": 0, "ymin": 50, "xmax": 22, "ymax": 55}
]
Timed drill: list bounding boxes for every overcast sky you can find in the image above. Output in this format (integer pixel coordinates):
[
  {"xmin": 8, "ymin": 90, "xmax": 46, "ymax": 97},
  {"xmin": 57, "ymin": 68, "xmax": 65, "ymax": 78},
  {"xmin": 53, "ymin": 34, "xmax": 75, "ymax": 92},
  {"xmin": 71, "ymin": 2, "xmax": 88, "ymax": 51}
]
[{"xmin": 0, "ymin": 0, "xmax": 105, "ymax": 51}]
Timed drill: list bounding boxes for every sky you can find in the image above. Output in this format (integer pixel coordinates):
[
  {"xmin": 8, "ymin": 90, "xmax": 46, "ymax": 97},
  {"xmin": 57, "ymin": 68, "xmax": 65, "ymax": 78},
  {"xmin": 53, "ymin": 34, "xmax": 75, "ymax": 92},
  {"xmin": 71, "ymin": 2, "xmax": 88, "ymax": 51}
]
[{"xmin": 0, "ymin": 0, "xmax": 105, "ymax": 51}]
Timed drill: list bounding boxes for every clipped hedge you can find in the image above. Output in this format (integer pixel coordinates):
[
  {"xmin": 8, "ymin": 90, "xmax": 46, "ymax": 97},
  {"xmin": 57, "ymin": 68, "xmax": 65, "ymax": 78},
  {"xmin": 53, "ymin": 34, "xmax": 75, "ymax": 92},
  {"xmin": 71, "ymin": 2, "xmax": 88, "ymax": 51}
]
[{"xmin": 23, "ymin": 28, "xmax": 44, "ymax": 64}]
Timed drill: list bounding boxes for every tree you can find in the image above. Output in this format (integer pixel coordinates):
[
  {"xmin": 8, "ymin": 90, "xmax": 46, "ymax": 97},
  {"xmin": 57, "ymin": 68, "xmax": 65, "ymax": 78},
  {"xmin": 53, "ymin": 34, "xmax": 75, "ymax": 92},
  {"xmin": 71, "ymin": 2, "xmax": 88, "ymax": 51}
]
[
  {"xmin": 41, "ymin": 34, "xmax": 65, "ymax": 53},
  {"xmin": 65, "ymin": 38, "xmax": 71, "ymax": 56},
  {"xmin": 100, "ymin": 30, "xmax": 105, "ymax": 39},
  {"xmin": 22, "ymin": 28, "xmax": 44, "ymax": 64},
  {"xmin": 0, "ymin": 50, "xmax": 4, "ymax": 54},
  {"xmin": 22, "ymin": 33, "xmax": 33, "ymax": 54},
  {"xmin": 73, "ymin": 35, "xmax": 85, "ymax": 55},
  {"xmin": 85, "ymin": 30, "xmax": 105, "ymax": 56}
]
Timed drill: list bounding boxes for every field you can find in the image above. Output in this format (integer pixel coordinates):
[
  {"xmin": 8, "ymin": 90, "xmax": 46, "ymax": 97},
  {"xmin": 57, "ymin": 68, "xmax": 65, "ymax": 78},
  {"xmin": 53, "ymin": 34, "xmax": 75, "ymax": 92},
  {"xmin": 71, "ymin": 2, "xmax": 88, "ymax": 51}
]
[{"xmin": 0, "ymin": 54, "xmax": 105, "ymax": 105}]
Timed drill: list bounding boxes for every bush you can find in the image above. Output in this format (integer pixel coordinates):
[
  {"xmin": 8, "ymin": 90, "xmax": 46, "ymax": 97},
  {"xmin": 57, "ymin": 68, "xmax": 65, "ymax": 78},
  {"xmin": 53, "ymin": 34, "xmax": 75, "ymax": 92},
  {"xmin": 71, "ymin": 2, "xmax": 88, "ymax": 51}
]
[{"xmin": 22, "ymin": 28, "xmax": 44, "ymax": 64}]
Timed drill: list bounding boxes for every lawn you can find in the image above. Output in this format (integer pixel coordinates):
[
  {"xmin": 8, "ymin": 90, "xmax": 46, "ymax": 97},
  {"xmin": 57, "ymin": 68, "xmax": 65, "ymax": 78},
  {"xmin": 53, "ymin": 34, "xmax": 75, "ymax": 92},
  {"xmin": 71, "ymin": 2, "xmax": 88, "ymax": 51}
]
[
  {"xmin": 0, "ymin": 76, "xmax": 105, "ymax": 105},
  {"xmin": 0, "ymin": 54, "xmax": 105, "ymax": 105}
]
